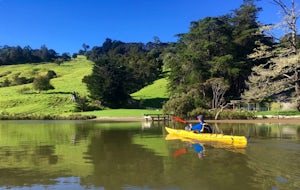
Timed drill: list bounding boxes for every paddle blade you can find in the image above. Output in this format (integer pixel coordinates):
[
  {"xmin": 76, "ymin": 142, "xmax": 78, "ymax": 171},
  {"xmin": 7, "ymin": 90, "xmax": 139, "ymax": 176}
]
[{"xmin": 173, "ymin": 116, "xmax": 187, "ymax": 124}]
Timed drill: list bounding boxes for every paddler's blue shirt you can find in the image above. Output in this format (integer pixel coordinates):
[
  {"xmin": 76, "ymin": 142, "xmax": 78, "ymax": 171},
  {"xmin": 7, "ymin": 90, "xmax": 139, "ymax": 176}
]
[
  {"xmin": 191, "ymin": 123, "xmax": 203, "ymax": 131},
  {"xmin": 191, "ymin": 122, "xmax": 213, "ymax": 133}
]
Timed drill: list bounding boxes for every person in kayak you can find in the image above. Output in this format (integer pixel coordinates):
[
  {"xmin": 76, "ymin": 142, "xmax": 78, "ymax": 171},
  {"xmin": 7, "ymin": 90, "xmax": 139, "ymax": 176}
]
[{"xmin": 190, "ymin": 115, "xmax": 213, "ymax": 133}]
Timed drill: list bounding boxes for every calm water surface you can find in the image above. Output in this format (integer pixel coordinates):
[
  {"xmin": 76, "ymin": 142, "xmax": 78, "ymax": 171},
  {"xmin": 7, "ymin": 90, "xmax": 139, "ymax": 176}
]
[{"xmin": 0, "ymin": 120, "xmax": 299, "ymax": 190}]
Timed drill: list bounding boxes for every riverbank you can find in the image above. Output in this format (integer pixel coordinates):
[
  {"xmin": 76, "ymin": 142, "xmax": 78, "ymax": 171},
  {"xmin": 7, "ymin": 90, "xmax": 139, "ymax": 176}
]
[{"xmin": 92, "ymin": 116, "xmax": 300, "ymax": 124}]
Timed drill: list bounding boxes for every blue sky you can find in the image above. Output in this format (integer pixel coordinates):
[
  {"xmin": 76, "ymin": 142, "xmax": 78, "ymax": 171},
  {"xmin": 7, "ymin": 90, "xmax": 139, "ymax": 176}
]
[{"xmin": 0, "ymin": 0, "xmax": 294, "ymax": 54}]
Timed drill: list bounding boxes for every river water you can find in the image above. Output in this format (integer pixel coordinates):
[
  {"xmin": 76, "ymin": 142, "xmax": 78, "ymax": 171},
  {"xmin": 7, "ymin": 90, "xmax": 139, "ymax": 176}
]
[{"xmin": 0, "ymin": 120, "xmax": 299, "ymax": 190}]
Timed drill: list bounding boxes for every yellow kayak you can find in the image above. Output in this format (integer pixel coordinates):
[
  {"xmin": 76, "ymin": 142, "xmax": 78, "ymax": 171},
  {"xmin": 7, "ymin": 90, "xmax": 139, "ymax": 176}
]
[
  {"xmin": 165, "ymin": 127, "xmax": 248, "ymax": 146},
  {"xmin": 165, "ymin": 134, "xmax": 247, "ymax": 154}
]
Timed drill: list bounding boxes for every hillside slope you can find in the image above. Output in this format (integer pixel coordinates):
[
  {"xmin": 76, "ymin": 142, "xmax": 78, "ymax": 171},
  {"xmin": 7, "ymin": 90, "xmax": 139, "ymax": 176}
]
[
  {"xmin": 131, "ymin": 78, "xmax": 169, "ymax": 108},
  {"xmin": 0, "ymin": 56, "xmax": 92, "ymax": 115},
  {"xmin": 0, "ymin": 56, "xmax": 170, "ymax": 116},
  {"xmin": 131, "ymin": 78, "xmax": 169, "ymax": 99}
]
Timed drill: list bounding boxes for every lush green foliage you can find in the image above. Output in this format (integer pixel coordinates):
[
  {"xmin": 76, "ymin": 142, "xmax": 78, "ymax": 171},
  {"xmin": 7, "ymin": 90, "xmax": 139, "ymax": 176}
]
[
  {"xmin": 83, "ymin": 38, "xmax": 167, "ymax": 108},
  {"xmin": 163, "ymin": 0, "xmax": 272, "ymax": 115},
  {"xmin": 167, "ymin": 107, "xmax": 255, "ymax": 120}
]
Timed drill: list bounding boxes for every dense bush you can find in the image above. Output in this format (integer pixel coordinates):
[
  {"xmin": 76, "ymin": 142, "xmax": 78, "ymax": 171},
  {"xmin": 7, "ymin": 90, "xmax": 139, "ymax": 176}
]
[
  {"xmin": 188, "ymin": 108, "xmax": 215, "ymax": 119},
  {"xmin": 188, "ymin": 108, "xmax": 256, "ymax": 120},
  {"xmin": 33, "ymin": 75, "xmax": 54, "ymax": 92},
  {"xmin": 162, "ymin": 95, "xmax": 195, "ymax": 118}
]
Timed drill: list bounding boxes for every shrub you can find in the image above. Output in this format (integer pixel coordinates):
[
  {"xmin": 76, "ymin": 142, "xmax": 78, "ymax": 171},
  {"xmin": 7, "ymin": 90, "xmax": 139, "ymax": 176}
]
[
  {"xmin": 2, "ymin": 78, "xmax": 11, "ymax": 87},
  {"xmin": 162, "ymin": 95, "xmax": 195, "ymax": 118},
  {"xmin": 188, "ymin": 108, "xmax": 255, "ymax": 120},
  {"xmin": 188, "ymin": 108, "xmax": 215, "ymax": 119},
  {"xmin": 33, "ymin": 75, "xmax": 54, "ymax": 92},
  {"xmin": 75, "ymin": 95, "xmax": 90, "ymax": 112}
]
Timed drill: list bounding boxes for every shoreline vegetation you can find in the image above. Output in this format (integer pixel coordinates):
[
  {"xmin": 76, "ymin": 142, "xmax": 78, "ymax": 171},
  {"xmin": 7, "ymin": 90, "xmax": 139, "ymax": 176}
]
[
  {"xmin": 0, "ymin": 109, "xmax": 300, "ymax": 124},
  {"xmin": 1, "ymin": 106, "xmax": 300, "ymax": 123},
  {"xmin": 91, "ymin": 116, "xmax": 300, "ymax": 124},
  {"xmin": 0, "ymin": 112, "xmax": 300, "ymax": 124}
]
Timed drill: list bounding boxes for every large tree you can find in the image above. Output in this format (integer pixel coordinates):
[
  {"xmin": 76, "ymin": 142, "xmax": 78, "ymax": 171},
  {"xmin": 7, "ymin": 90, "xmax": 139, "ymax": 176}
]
[
  {"xmin": 163, "ymin": 0, "xmax": 264, "ymax": 115},
  {"xmin": 243, "ymin": 0, "xmax": 300, "ymax": 107},
  {"xmin": 83, "ymin": 38, "xmax": 166, "ymax": 108},
  {"xmin": 83, "ymin": 57, "xmax": 132, "ymax": 108}
]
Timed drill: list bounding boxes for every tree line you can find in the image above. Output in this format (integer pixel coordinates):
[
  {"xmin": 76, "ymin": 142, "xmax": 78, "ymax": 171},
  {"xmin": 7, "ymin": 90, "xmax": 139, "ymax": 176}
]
[{"xmin": 0, "ymin": 45, "xmax": 71, "ymax": 65}]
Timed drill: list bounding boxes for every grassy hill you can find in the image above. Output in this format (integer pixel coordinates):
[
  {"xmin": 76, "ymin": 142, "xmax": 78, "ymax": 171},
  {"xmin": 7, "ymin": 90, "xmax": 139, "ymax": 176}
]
[
  {"xmin": 131, "ymin": 77, "xmax": 169, "ymax": 108},
  {"xmin": 0, "ymin": 56, "xmax": 92, "ymax": 115},
  {"xmin": 0, "ymin": 56, "xmax": 169, "ymax": 117}
]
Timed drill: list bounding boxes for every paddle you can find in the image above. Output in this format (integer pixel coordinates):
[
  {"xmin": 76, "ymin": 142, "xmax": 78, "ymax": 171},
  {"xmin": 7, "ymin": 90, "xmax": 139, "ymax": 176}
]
[
  {"xmin": 173, "ymin": 116, "xmax": 187, "ymax": 124},
  {"xmin": 173, "ymin": 116, "xmax": 192, "ymax": 130}
]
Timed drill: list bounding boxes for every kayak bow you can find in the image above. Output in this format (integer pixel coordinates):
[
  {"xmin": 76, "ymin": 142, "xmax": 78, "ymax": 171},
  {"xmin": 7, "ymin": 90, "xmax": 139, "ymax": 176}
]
[{"xmin": 165, "ymin": 127, "xmax": 248, "ymax": 146}]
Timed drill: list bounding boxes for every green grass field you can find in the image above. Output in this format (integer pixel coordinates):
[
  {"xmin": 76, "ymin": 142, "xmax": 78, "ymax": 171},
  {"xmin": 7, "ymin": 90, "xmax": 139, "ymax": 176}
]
[
  {"xmin": 0, "ymin": 56, "xmax": 169, "ymax": 117},
  {"xmin": 79, "ymin": 109, "xmax": 162, "ymax": 117},
  {"xmin": 0, "ymin": 56, "xmax": 92, "ymax": 115}
]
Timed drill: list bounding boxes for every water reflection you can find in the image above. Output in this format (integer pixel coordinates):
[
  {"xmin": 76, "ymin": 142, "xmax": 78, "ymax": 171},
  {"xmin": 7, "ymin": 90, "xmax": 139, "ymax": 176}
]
[
  {"xmin": 172, "ymin": 141, "xmax": 204, "ymax": 159},
  {"xmin": 0, "ymin": 120, "xmax": 298, "ymax": 190}
]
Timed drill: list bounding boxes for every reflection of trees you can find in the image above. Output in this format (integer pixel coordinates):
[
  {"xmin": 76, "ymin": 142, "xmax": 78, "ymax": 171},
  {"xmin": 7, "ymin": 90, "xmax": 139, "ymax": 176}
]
[
  {"xmin": 249, "ymin": 124, "xmax": 299, "ymax": 138},
  {"xmin": 0, "ymin": 145, "xmax": 60, "ymax": 187},
  {"xmin": 258, "ymin": 125, "xmax": 271, "ymax": 137},
  {"xmin": 214, "ymin": 123, "xmax": 300, "ymax": 139},
  {"xmin": 34, "ymin": 145, "xmax": 58, "ymax": 165},
  {"xmin": 82, "ymin": 129, "xmax": 165, "ymax": 189},
  {"xmin": 81, "ymin": 129, "xmax": 254, "ymax": 190},
  {"xmin": 0, "ymin": 122, "xmax": 93, "ymax": 187}
]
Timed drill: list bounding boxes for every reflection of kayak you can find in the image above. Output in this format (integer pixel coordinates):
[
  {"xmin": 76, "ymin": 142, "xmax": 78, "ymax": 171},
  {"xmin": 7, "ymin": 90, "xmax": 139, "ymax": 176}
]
[
  {"xmin": 165, "ymin": 134, "xmax": 247, "ymax": 154},
  {"xmin": 165, "ymin": 127, "xmax": 248, "ymax": 147}
]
